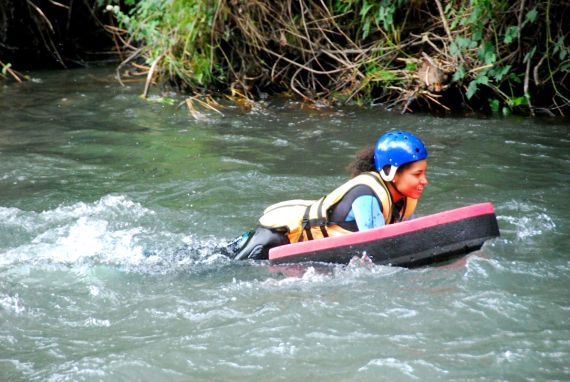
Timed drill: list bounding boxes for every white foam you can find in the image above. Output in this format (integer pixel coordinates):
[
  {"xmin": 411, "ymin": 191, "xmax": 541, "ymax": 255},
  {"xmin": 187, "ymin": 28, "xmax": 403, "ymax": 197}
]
[
  {"xmin": 500, "ymin": 214, "xmax": 556, "ymax": 240},
  {"xmin": 0, "ymin": 294, "xmax": 26, "ymax": 314},
  {"xmin": 83, "ymin": 317, "xmax": 111, "ymax": 327},
  {"xmin": 498, "ymin": 201, "xmax": 556, "ymax": 241},
  {"xmin": 0, "ymin": 195, "xmax": 155, "ymax": 268},
  {"xmin": 358, "ymin": 357, "xmax": 417, "ymax": 378}
]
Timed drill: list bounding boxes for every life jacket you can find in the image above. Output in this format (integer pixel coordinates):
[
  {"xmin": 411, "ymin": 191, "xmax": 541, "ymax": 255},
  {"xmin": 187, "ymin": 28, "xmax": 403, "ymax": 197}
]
[{"xmin": 259, "ymin": 171, "xmax": 417, "ymax": 243}]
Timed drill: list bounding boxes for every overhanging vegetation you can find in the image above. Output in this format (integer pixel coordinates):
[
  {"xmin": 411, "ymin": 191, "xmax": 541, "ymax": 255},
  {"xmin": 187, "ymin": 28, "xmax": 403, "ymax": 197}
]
[{"xmin": 105, "ymin": 0, "xmax": 569, "ymax": 116}]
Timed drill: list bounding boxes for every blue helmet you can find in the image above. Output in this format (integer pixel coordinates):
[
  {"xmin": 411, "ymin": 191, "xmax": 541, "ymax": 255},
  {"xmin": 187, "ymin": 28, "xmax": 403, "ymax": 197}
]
[{"xmin": 374, "ymin": 131, "xmax": 428, "ymax": 181}]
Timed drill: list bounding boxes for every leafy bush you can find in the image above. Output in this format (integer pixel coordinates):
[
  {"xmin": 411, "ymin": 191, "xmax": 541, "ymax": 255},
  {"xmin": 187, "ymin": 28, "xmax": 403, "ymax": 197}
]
[{"xmin": 102, "ymin": 0, "xmax": 569, "ymax": 115}]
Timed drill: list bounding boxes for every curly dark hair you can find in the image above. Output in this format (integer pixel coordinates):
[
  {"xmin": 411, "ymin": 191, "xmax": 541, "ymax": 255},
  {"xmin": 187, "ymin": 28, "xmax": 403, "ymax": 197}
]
[{"xmin": 346, "ymin": 146, "xmax": 376, "ymax": 177}]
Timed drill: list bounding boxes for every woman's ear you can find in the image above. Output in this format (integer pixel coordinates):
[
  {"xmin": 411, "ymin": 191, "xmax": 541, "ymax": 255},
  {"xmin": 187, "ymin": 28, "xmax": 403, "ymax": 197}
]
[{"xmin": 392, "ymin": 171, "xmax": 400, "ymax": 183}]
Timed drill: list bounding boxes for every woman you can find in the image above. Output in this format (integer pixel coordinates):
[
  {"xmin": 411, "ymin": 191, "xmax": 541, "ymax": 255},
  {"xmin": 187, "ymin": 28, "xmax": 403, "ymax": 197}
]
[{"xmin": 225, "ymin": 130, "xmax": 429, "ymax": 260}]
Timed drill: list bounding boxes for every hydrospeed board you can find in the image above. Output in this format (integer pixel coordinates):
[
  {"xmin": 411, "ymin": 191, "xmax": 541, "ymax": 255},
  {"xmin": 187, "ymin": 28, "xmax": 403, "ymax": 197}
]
[{"xmin": 268, "ymin": 202, "xmax": 500, "ymax": 268}]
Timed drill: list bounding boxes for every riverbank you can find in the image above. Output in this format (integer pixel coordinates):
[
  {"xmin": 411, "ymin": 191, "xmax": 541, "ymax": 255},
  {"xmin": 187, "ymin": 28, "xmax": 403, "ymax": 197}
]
[
  {"xmin": 2, "ymin": 1, "xmax": 569, "ymax": 117},
  {"xmin": 106, "ymin": 0, "xmax": 569, "ymax": 116}
]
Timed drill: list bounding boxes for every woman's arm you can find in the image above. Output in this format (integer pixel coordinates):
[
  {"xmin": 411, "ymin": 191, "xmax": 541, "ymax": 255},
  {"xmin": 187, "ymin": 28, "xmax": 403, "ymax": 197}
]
[{"xmin": 350, "ymin": 195, "xmax": 385, "ymax": 231}]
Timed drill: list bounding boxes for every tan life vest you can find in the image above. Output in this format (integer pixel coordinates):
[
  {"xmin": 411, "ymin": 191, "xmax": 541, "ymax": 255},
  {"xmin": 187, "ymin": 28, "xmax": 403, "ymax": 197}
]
[{"xmin": 258, "ymin": 172, "xmax": 417, "ymax": 243}]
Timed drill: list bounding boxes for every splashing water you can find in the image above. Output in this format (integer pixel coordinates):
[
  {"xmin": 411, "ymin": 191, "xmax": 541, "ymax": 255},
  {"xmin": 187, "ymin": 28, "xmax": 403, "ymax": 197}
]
[{"xmin": 1, "ymin": 67, "xmax": 569, "ymax": 381}]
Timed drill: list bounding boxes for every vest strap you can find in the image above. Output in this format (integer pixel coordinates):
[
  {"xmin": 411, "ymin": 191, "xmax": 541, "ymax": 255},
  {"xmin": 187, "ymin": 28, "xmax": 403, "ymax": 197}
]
[
  {"xmin": 316, "ymin": 197, "xmax": 329, "ymax": 238},
  {"xmin": 300, "ymin": 205, "xmax": 313, "ymax": 242}
]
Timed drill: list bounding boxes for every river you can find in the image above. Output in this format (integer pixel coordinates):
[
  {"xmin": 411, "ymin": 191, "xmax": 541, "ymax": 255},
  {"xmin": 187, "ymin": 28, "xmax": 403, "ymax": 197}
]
[{"xmin": 1, "ymin": 67, "xmax": 569, "ymax": 381}]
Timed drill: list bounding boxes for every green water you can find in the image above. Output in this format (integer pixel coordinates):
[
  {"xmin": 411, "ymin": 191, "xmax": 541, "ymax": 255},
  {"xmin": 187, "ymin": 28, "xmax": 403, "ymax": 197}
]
[{"xmin": 1, "ymin": 67, "xmax": 569, "ymax": 381}]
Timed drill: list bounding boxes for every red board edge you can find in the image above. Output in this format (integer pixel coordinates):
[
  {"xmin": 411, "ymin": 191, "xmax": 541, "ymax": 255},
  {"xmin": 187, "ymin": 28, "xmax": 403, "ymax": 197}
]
[{"xmin": 268, "ymin": 202, "xmax": 496, "ymax": 261}]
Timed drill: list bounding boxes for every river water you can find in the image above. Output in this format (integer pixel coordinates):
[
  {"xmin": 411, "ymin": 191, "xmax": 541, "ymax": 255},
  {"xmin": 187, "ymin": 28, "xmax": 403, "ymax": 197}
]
[{"xmin": 1, "ymin": 67, "xmax": 569, "ymax": 381}]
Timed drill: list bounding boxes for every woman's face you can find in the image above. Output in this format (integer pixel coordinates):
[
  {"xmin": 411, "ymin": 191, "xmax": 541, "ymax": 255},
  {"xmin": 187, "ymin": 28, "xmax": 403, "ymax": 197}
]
[{"xmin": 393, "ymin": 159, "xmax": 429, "ymax": 199}]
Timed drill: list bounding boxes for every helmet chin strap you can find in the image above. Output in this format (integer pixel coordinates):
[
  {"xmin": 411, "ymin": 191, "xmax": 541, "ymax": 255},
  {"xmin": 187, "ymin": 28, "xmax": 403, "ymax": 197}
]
[
  {"xmin": 380, "ymin": 166, "xmax": 404, "ymax": 198},
  {"xmin": 379, "ymin": 165, "xmax": 398, "ymax": 182}
]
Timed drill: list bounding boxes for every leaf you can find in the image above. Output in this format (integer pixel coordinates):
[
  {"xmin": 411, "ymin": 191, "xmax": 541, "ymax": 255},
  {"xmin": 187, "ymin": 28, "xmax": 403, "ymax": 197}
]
[
  {"xmin": 456, "ymin": 36, "xmax": 472, "ymax": 48},
  {"xmin": 490, "ymin": 65, "xmax": 511, "ymax": 82},
  {"xmin": 509, "ymin": 72, "xmax": 522, "ymax": 84},
  {"xmin": 377, "ymin": 4, "xmax": 395, "ymax": 30},
  {"xmin": 362, "ymin": 20, "xmax": 371, "ymax": 39},
  {"xmin": 452, "ymin": 64, "xmax": 466, "ymax": 81},
  {"xmin": 523, "ymin": 46, "xmax": 537, "ymax": 64},
  {"xmin": 476, "ymin": 74, "xmax": 489, "ymax": 85},
  {"xmin": 553, "ymin": 42, "xmax": 560, "ymax": 55},
  {"xmin": 472, "ymin": 31, "xmax": 482, "ymax": 42},
  {"xmin": 484, "ymin": 50, "xmax": 497, "ymax": 65},
  {"xmin": 556, "ymin": 36, "xmax": 567, "ymax": 60},
  {"xmin": 466, "ymin": 80, "xmax": 478, "ymax": 99},
  {"xmin": 478, "ymin": 41, "xmax": 495, "ymax": 63},
  {"xmin": 405, "ymin": 62, "xmax": 417, "ymax": 71},
  {"xmin": 489, "ymin": 99, "xmax": 500, "ymax": 112},
  {"xmin": 450, "ymin": 15, "xmax": 460, "ymax": 30},
  {"xmin": 467, "ymin": 6, "xmax": 481, "ymax": 25},
  {"xmin": 504, "ymin": 26, "xmax": 519, "ymax": 45},
  {"xmin": 449, "ymin": 41, "xmax": 460, "ymax": 57},
  {"xmin": 360, "ymin": 1, "xmax": 374, "ymax": 18},
  {"xmin": 512, "ymin": 96, "xmax": 528, "ymax": 107},
  {"xmin": 525, "ymin": 8, "xmax": 538, "ymax": 25},
  {"xmin": 1, "ymin": 62, "xmax": 11, "ymax": 75}
]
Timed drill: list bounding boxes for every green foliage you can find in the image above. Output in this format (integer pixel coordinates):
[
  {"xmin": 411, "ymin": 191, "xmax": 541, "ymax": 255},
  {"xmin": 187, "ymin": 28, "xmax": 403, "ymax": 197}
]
[
  {"xmin": 440, "ymin": 0, "xmax": 568, "ymax": 114},
  {"xmin": 525, "ymin": 7, "xmax": 538, "ymax": 24},
  {"xmin": 142, "ymin": 95, "xmax": 178, "ymax": 105},
  {"xmin": 102, "ymin": 0, "xmax": 570, "ymax": 115},
  {"xmin": 553, "ymin": 36, "xmax": 568, "ymax": 60},
  {"xmin": 452, "ymin": 65, "xmax": 466, "ymax": 82},
  {"xmin": 489, "ymin": 98, "xmax": 500, "ymax": 112},
  {"xmin": 404, "ymin": 62, "xmax": 416, "ymax": 71},
  {"xmin": 1, "ymin": 62, "xmax": 12, "ymax": 76},
  {"xmin": 503, "ymin": 26, "xmax": 519, "ymax": 45},
  {"xmin": 331, "ymin": 0, "xmax": 405, "ymax": 40},
  {"xmin": 107, "ymin": 0, "xmax": 220, "ymax": 88},
  {"xmin": 365, "ymin": 66, "xmax": 399, "ymax": 83}
]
